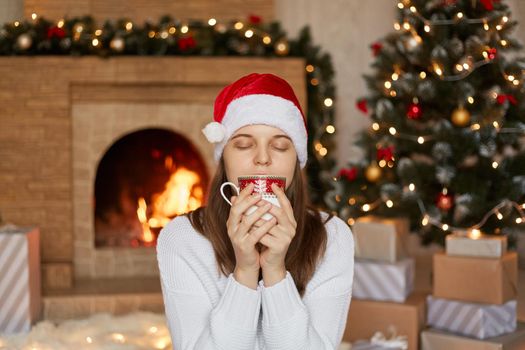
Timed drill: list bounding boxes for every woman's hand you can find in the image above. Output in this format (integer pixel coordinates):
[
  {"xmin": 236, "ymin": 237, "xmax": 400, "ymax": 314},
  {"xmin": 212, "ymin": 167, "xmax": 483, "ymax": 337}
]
[
  {"xmin": 226, "ymin": 183, "xmax": 278, "ymax": 284},
  {"xmin": 258, "ymin": 184, "xmax": 297, "ymax": 283}
]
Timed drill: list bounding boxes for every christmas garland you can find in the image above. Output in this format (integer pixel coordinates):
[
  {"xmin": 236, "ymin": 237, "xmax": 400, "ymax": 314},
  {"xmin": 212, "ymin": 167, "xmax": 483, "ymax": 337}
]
[{"xmin": 0, "ymin": 14, "xmax": 337, "ymax": 206}]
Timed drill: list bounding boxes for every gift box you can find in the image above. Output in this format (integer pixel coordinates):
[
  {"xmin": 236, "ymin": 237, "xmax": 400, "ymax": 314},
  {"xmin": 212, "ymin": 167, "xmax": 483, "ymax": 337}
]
[
  {"xmin": 433, "ymin": 252, "xmax": 518, "ymax": 304},
  {"xmin": 427, "ymin": 295, "xmax": 517, "ymax": 339},
  {"xmin": 352, "ymin": 216, "xmax": 409, "ymax": 263},
  {"xmin": 421, "ymin": 322, "xmax": 525, "ymax": 350},
  {"xmin": 343, "ymin": 292, "xmax": 426, "ymax": 350},
  {"xmin": 353, "ymin": 258, "xmax": 414, "ymax": 302},
  {"xmin": 446, "ymin": 232, "xmax": 507, "ymax": 258},
  {"xmin": 0, "ymin": 226, "xmax": 41, "ymax": 335}
]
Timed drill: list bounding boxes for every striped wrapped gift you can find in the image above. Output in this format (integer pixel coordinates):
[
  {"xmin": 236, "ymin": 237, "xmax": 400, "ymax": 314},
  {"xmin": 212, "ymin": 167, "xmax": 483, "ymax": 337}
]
[
  {"xmin": 427, "ymin": 295, "xmax": 517, "ymax": 339},
  {"xmin": 352, "ymin": 258, "xmax": 414, "ymax": 302},
  {"xmin": 0, "ymin": 226, "xmax": 41, "ymax": 335}
]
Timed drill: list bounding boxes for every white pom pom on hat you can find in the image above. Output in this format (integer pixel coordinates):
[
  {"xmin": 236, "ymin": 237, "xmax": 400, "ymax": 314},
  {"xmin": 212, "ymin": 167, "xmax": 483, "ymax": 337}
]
[{"xmin": 201, "ymin": 73, "xmax": 308, "ymax": 168}]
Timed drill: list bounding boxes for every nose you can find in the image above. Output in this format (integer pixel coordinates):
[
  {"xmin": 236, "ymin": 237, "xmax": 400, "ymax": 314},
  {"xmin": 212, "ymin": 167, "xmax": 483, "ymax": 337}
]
[{"xmin": 254, "ymin": 145, "xmax": 271, "ymax": 166}]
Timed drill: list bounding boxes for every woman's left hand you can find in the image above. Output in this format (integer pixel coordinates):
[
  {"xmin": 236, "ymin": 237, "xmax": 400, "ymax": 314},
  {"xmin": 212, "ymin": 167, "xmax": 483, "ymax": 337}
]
[{"xmin": 258, "ymin": 183, "xmax": 297, "ymax": 272}]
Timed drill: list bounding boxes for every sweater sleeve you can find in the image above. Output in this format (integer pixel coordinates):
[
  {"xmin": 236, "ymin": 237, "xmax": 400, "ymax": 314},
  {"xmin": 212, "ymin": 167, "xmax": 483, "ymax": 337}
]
[
  {"xmin": 259, "ymin": 216, "xmax": 355, "ymax": 350},
  {"xmin": 157, "ymin": 218, "xmax": 262, "ymax": 350}
]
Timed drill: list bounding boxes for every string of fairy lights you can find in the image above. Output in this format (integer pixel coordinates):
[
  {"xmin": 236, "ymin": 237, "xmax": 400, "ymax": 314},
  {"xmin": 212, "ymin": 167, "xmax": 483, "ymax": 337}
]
[{"xmin": 327, "ymin": 0, "xmax": 525, "ymax": 234}]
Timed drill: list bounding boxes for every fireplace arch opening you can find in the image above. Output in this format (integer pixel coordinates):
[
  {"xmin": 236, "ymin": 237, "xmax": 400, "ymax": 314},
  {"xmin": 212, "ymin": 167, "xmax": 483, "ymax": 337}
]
[{"xmin": 94, "ymin": 128, "xmax": 208, "ymax": 248}]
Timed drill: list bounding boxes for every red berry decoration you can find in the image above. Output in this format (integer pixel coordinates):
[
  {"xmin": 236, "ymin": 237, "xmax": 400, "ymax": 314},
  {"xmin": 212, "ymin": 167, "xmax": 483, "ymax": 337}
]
[
  {"xmin": 178, "ymin": 36, "xmax": 197, "ymax": 51},
  {"xmin": 407, "ymin": 102, "xmax": 423, "ymax": 120},
  {"xmin": 47, "ymin": 26, "xmax": 66, "ymax": 39},
  {"xmin": 480, "ymin": 0, "xmax": 500, "ymax": 11},
  {"xmin": 356, "ymin": 99, "xmax": 368, "ymax": 114},
  {"xmin": 436, "ymin": 192, "xmax": 454, "ymax": 211},
  {"xmin": 487, "ymin": 48, "xmax": 497, "ymax": 60},
  {"xmin": 370, "ymin": 42, "xmax": 383, "ymax": 57},
  {"xmin": 337, "ymin": 167, "xmax": 358, "ymax": 182},
  {"xmin": 377, "ymin": 146, "xmax": 395, "ymax": 162},
  {"xmin": 248, "ymin": 14, "xmax": 262, "ymax": 25},
  {"xmin": 496, "ymin": 94, "xmax": 517, "ymax": 105}
]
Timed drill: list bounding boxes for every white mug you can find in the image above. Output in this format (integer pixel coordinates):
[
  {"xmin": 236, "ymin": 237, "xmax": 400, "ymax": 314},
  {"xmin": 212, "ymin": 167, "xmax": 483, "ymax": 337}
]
[{"xmin": 220, "ymin": 175, "xmax": 286, "ymax": 221}]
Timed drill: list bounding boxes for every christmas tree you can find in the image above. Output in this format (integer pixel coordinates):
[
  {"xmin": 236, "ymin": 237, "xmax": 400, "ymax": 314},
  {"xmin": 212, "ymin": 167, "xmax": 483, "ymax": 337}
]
[{"xmin": 328, "ymin": 0, "xmax": 525, "ymax": 245}]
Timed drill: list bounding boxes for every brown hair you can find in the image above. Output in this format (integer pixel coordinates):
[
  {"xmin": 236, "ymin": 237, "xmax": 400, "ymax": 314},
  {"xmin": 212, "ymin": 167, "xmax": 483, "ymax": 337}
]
[{"xmin": 187, "ymin": 157, "xmax": 331, "ymax": 297}]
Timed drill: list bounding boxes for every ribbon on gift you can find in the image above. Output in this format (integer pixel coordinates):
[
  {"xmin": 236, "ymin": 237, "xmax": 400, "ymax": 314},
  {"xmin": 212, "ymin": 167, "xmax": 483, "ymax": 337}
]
[{"xmin": 370, "ymin": 328, "xmax": 408, "ymax": 350}]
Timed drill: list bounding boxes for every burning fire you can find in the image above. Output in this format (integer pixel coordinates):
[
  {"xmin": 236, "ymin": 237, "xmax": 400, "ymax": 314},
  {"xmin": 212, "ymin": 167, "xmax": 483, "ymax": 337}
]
[{"xmin": 136, "ymin": 158, "xmax": 204, "ymax": 244}]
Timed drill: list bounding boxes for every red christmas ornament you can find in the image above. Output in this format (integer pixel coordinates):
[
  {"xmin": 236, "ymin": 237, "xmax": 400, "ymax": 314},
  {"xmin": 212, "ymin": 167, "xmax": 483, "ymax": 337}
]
[
  {"xmin": 178, "ymin": 36, "xmax": 197, "ymax": 51},
  {"xmin": 486, "ymin": 48, "xmax": 498, "ymax": 60},
  {"xmin": 370, "ymin": 42, "xmax": 383, "ymax": 57},
  {"xmin": 407, "ymin": 102, "xmax": 423, "ymax": 120},
  {"xmin": 496, "ymin": 94, "xmax": 517, "ymax": 105},
  {"xmin": 377, "ymin": 146, "xmax": 395, "ymax": 162},
  {"xmin": 248, "ymin": 14, "xmax": 262, "ymax": 25},
  {"xmin": 47, "ymin": 26, "xmax": 66, "ymax": 39},
  {"xmin": 356, "ymin": 99, "xmax": 368, "ymax": 114},
  {"xmin": 480, "ymin": 0, "xmax": 500, "ymax": 11},
  {"xmin": 436, "ymin": 192, "xmax": 454, "ymax": 211},
  {"xmin": 337, "ymin": 167, "xmax": 358, "ymax": 182}
]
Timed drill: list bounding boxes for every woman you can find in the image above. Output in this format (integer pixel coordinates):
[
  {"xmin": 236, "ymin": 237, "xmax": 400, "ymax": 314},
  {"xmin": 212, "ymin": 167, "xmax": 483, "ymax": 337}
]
[{"xmin": 157, "ymin": 73, "xmax": 354, "ymax": 349}]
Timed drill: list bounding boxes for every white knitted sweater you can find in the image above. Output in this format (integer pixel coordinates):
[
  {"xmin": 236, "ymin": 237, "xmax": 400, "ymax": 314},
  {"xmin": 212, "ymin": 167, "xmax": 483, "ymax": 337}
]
[{"xmin": 156, "ymin": 212, "xmax": 354, "ymax": 350}]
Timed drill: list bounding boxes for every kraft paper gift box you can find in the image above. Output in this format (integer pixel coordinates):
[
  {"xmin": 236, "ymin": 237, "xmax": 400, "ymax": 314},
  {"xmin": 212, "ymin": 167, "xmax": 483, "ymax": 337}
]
[
  {"xmin": 433, "ymin": 252, "xmax": 518, "ymax": 304},
  {"xmin": 343, "ymin": 292, "xmax": 426, "ymax": 350},
  {"xmin": 0, "ymin": 226, "xmax": 41, "ymax": 335},
  {"xmin": 446, "ymin": 232, "xmax": 507, "ymax": 258},
  {"xmin": 353, "ymin": 258, "xmax": 414, "ymax": 303},
  {"xmin": 352, "ymin": 216, "xmax": 409, "ymax": 263},
  {"xmin": 421, "ymin": 322, "xmax": 525, "ymax": 350},
  {"xmin": 427, "ymin": 295, "xmax": 517, "ymax": 339}
]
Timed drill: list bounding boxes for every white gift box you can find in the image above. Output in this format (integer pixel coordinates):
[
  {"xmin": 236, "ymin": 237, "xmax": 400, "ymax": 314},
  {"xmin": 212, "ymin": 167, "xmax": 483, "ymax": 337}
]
[
  {"xmin": 352, "ymin": 258, "xmax": 414, "ymax": 303},
  {"xmin": 0, "ymin": 226, "xmax": 41, "ymax": 335},
  {"xmin": 427, "ymin": 295, "xmax": 517, "ymax": 339},
  {"xmin": 446, "ymin": 232, "xmax": 507, "ymax": 258},
  {"xmin": 352, "ymin": 216, "xmax": 409, "ymax": 263}
]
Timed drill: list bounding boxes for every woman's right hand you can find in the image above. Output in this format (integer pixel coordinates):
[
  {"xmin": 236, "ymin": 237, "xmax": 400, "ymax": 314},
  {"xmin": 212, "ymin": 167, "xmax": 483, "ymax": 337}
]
[{"xmin": 226, "ymin": 183, "xmax": 277, "ymax": 280}]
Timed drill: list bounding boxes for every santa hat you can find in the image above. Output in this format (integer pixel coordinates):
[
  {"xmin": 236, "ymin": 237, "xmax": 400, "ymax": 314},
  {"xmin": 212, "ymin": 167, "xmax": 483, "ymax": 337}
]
[{"xmin": 202, "ymin": 73, "xmax": 308, "ymax": 168}]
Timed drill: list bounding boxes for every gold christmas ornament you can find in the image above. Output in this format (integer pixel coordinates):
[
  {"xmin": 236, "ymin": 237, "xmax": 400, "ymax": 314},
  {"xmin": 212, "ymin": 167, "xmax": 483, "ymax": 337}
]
[
  {"xmin": 275, "ymin": 39, "xmax": 289, "ymax": 56},
  {"xmin": 365, "ymin": 164, "xmax": 382, "ymax": 182},
  {"xmin": 451, "ymin": 106, "xmax": 471, "ymax": 127},
  {"xmin": 110, "ymin": 37, "xmax": 125, "ymax": 52}
]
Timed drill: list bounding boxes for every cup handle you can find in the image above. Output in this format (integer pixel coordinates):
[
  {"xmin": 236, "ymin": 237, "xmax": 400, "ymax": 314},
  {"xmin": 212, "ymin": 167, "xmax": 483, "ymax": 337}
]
[{"xmin": 220, "ymin": 182, "xmax": 240, "ymax": 206}]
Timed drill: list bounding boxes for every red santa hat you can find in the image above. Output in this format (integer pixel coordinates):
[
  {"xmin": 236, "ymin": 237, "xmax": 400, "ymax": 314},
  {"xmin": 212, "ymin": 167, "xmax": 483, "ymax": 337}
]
[{"xmin": 202, "ymin": 73, "xmax": 308, "ymax": 168}]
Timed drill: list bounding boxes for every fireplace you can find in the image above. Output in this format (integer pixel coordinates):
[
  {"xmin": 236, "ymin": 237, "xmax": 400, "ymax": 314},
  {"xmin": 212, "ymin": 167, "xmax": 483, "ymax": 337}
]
[
  {"xmin": 94, "ymin": 128, "xmax": 208, "ymax": 248},
  {"xmin": 72, "ymin": 99, "xmax": 218, "ymax": 279}
]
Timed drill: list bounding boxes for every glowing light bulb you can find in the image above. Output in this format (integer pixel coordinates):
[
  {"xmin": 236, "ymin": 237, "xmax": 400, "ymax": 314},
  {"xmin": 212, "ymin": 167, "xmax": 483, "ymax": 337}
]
[
  {"xmin": 417, "ymin": 136, "xmax": 425, "ymax": 144},
  {"xmin": 208, "ymin": 18, "xmax": 216, "ymax": 26},
  {"xmin": 492, "ymin": 161, "xmax": 499, "ymax": 169},
  {"xmin": 389, "ymin": 127, "xmax": 397, "ymax": 135},
  {"xmin": 244, "ymin": 29, "xmax": 254, "ymax": 38},
  {"xmin": 422, "ymin": 215, "xmax": 429, "ymax": 226},
  {"xmin": 442, "ymin": 224, "xmax": 449, "ymax": 231},
  {"xmin": 496, "ymin": 211, "xmax": 503, "ymax": 220},
  {"xmin": 324, "ymin": 98, "xmax": 333, "ymax": 107},
  {"xmin": 362, "ymin": 204, "xmax": 371, "ymax": 212},
  {"xmin": 372, "ymin": 123, "xmax": 380, "ymax": 131},
  {"xmin": 384, "ymin": 81, "xmax": 392, "ymax": 89},
  {"xmin": 386, "ymin": 200, "xmax": 394, "ymax": 208},
  {"xmin": 409, "ymin": 183, "xmax": 415, "ymax": 191},
  {"xmin": 470, "ymin": 229, "xmax": 481, "ymax": 239},
  {"xmin": 516, "ymin": 218, "xmax": 523, "ymax": 224},
  {"xmin": 326, "ymin": 125, "xmax": 335, "ymax": 134}
]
